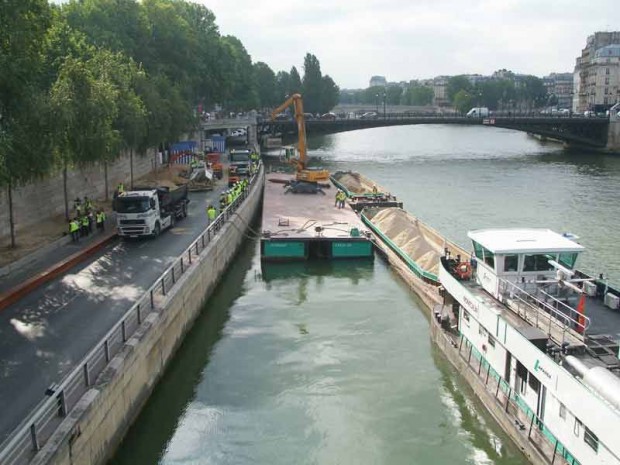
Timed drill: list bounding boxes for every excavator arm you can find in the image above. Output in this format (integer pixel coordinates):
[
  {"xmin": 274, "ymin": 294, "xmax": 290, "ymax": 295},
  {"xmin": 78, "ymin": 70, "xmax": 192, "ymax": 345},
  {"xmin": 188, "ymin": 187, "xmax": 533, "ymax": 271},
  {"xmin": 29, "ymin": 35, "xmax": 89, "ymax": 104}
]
[{"xmin": 271, "ymin": 93, "xmax": 307, "ymax": 172}]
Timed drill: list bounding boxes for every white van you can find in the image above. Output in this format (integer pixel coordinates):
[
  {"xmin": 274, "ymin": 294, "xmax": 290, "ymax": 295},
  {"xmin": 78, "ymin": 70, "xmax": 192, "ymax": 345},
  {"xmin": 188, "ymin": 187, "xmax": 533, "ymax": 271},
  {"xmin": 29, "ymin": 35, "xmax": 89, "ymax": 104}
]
[{"xmin": 466, "ymin": 107, "xmax": 489, "ymax": 118}]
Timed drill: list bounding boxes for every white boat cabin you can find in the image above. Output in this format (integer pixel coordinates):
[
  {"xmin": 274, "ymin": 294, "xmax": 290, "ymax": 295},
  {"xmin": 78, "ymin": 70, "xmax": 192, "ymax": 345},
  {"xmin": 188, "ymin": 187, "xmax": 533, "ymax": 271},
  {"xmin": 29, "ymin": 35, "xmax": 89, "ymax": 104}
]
[{"xmin": 468, "ymin": 228, "xmax": 585, "ymax": 300}]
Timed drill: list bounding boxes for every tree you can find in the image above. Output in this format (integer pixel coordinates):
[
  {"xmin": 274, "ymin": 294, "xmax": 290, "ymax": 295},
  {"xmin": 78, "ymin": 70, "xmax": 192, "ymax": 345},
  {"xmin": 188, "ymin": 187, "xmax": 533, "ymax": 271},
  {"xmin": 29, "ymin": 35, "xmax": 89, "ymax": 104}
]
[
  {"xmin": 302, "ymin": 54, "xmax": 323, "ymax": 114},
  {"xmin": 406, "ymin": 85, "xmax": 433, "ymax": 106},
  {"xmin": 254, "ymin": 62, "xmax": 278, "ymax": 108},
  {"xmin": 289, "ymin": 67, "xmax": 302, "ymax": 95},
  {"xmin": 0, "ymin": 0, "xmax": 53, "ymax": 247},
  {"xmin": 453, "ymin": 89, "xmax": 473, "ymax": 114},
  {"xmin": 385, "ymin": 86, "xmax": 403, "ymax": 106},
  {"xmin": 447, "ymin": 75, "xmax": 472, "ymax": 103},
  {"xmin": 50, "ymin": 53, "xmax": 120, "ymax": 218},
  {"xmin": 320, "ymin": 75, "xmax": 339, "ymax": 113}
]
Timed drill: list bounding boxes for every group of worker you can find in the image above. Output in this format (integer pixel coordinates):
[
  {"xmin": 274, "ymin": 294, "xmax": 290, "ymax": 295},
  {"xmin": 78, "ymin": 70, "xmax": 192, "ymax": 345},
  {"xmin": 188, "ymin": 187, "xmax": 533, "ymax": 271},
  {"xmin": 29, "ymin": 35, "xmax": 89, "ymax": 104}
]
[
  {"xmin": 69, "ymin": 196, "xmax": 107, "ymax": 242},
  {"xmin": 218, "ymin": 178, "xmax": 249, "ymax": 211},
  {"xmin": 334, "ymin": 189, "xmax": 347, "ymax": 209}
]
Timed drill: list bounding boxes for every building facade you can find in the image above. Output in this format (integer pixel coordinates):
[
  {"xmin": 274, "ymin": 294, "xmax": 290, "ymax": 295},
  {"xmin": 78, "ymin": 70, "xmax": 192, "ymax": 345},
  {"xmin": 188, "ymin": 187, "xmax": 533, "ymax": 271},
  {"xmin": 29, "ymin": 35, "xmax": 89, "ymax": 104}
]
[
  {"xmin": 573, "ymin": 31, "xmax": 620, "ymax": 113},
  {"xmin": 543, "ymin": 73, "xmax": 574, "ymax": 110},
  {"xmin": 369, "ymin": 75, "xmax": 387, "ymax": 87}
]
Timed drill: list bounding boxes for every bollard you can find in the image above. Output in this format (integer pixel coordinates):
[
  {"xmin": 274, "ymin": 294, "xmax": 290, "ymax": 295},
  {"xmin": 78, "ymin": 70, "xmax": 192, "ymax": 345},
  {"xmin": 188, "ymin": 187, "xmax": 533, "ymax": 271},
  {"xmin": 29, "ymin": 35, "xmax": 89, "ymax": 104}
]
[
  {"xmin": 104, "ymin": 340, "xmax": 110, "ymax": 363},
  {"xmin": 83, "ymin": 363, "xmax": 90, "ymax": 387},
  {"xmin": 121, "ymin": 320, "xmax": 126, "ymax": 342},
  {"xmin": 30, "ymin": 424, "xmax": 39, "ymax": 452},
  {"xmin": 137, "ymin": 304, "xmax": 142, "ymax": 325}
]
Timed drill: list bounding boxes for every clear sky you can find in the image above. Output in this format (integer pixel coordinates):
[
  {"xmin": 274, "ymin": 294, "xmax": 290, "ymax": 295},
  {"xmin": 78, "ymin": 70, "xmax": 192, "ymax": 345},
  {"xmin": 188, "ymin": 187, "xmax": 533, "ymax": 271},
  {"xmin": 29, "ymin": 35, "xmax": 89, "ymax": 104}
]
[{"xmin": 200, "ymin": 0, "xmax": 619, "ymax": 89}]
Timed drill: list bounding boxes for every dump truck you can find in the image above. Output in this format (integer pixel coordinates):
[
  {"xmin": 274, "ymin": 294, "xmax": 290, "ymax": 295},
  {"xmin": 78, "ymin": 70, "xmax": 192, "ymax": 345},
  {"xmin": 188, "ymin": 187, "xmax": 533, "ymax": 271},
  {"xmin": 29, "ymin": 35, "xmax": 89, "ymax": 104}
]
[
  {"xmin": 228, "ymin": 149, "xmax": 251, "ymax": 186},
  {"xmin": 206, "ymin": 152, "xmax": 223, "ymax": 179},
  {"xmin": 114, "ymin": 184, "xmax": 189, "ymax": 238}
]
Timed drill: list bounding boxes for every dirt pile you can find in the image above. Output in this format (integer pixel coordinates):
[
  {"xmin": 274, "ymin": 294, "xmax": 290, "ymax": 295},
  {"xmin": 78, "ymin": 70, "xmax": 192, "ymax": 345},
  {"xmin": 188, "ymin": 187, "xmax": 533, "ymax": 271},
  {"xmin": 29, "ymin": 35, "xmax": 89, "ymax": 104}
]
[
  {"xmin": 136, "ymin": 165, "xmax": 189, "ymax": 189},
  {"xmin": 371, "ymin": 208, "xmax": 445, "ymax": 275},
  {"xmin": 333, "ymin": 171, "xmax": 377, "ymax": 194}
]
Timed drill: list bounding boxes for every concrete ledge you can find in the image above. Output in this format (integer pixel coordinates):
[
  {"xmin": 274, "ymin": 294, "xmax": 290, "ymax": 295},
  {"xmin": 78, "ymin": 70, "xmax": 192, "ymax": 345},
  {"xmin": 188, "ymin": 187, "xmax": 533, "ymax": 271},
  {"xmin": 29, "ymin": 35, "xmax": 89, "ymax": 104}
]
[{"xmin": 0, "ymin": 231, "xmax": 118, "ymax": 312}]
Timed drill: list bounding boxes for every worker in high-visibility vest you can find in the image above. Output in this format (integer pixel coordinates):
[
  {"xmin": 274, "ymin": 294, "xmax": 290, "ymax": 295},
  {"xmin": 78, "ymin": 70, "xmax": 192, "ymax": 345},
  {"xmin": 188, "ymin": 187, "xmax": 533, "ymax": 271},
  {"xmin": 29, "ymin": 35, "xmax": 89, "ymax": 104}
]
[
  {"xmin": 69, "ymin": 218, "xmax": 80, "ymax": 242},
  {"xmin": 206, "ymin": 205, "xmax": 217, "ymax": 224}
]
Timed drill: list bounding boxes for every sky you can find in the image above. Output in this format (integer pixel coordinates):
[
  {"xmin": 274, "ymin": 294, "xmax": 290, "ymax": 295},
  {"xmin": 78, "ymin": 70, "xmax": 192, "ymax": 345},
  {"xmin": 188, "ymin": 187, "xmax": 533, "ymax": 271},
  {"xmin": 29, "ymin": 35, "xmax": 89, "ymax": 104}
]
[{"xmin": 199, "ymin": 0, "xmax": 619, "ymax": 89}]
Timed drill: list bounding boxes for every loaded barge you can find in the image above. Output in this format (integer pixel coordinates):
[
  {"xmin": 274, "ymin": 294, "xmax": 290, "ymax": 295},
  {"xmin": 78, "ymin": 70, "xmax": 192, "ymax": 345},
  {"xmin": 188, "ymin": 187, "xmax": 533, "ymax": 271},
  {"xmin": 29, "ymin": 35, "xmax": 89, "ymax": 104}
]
[{"xmin": 336, "ymin": 171, "xmax": 620, "ymax": 465}]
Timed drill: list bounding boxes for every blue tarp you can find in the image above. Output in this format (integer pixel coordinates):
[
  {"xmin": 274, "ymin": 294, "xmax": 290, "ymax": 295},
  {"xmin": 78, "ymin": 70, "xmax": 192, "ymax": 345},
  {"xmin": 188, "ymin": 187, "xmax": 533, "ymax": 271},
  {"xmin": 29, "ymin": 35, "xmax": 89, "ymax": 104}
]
[{"xmin": 170, "ymin": 140, "xmax": 197, "ymax": 152}]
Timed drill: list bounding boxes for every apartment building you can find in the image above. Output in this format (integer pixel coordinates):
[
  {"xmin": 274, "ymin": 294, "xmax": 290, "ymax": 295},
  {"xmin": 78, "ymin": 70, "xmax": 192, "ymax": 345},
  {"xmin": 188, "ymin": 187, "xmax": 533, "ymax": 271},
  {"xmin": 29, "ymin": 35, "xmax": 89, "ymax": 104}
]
[{"xmin": 573, "ymin": 31, "xmax": 620, "ymax": 113}]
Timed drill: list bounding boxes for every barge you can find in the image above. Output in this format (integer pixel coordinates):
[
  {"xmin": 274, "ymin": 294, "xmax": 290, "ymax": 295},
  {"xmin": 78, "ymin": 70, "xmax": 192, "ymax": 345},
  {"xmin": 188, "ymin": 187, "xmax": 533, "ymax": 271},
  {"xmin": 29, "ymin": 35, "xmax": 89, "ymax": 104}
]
[
  {"xmin": 345, "ymin": 170, "xmax": 620, "ymax": 465},
  {"xmin": 260, "ymin": 172, "xmax": 373, "ymax": 261},
  {"xmin": 330, "ymin": 171, "xmax": 403, "ymax": 212}
]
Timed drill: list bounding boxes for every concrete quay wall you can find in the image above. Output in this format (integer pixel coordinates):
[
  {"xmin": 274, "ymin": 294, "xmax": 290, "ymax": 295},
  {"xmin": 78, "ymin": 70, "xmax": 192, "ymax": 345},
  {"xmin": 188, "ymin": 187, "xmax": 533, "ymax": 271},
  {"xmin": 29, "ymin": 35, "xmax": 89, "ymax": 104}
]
[
  {"xmin": 607, "ymin": 118, "xmax": 620, "ymax": 152},
  {"xmin": 31, "ymin": 169, "xmax": 264, "ymax": 465},
  {"xmin": 0, "ymin": 148, "xmax": 158, "ymax": 240}
]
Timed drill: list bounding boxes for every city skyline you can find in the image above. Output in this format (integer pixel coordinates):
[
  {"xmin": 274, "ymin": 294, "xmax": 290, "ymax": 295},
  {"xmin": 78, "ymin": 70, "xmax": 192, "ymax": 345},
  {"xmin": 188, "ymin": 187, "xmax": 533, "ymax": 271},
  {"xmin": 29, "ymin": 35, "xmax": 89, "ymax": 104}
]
[{"xmin": 200, "ymin": 0, "xmax": 618, "ymax": 89}]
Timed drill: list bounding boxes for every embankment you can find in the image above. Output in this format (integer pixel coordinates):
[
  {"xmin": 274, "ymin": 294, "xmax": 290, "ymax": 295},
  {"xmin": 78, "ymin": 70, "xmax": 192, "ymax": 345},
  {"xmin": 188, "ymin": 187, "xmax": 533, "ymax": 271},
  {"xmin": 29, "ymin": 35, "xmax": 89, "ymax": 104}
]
[{"xmin": 31, "ymin": 167, "xmax": 264, "ymax": 465}]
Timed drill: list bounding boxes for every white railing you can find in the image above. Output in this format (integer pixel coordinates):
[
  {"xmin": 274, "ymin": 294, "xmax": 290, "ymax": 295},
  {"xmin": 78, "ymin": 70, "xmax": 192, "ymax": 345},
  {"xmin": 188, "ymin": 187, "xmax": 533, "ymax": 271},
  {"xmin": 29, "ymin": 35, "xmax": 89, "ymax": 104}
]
[
  {"xmin": 498, "ymin": 278, "xmax": 589, "ymax": 345},
  {"xmin": 0, "ymin": 164, "xmax": 262, "ymax": 465}
]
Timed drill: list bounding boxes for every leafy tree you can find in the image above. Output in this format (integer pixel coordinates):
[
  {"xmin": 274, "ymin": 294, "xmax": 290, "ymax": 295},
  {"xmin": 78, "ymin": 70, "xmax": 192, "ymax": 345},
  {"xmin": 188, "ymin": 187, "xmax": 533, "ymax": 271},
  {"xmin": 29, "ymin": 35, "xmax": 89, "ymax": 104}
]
[
  {"xmin": 0, "ymin": 0, "xmax": 53, "ymax": 247},
  {"xmin": 289, "ymin": 67, "xmax": 302, "ymax": 95},
  {"xmin": 406, "ymin": 85, "xmax": 434, "ymax": 106},
  {"xmin": 320, "ymin": 75, "xmax": 339, "ymax": 112},
  {"xmin": 453, "ymin": 89, "xmax": 473, "ymax": 114},
  {"xmin": 447, "ymin": 75, "xmax": 472, "ymax": 103},
  {"xmin": 254, "ymin": 62, "xmax": 278, "ymax": 108},
  {"xmin": 302, "ymin": 54, "xmax": 324, "ymax": 114},
  {"xmin": 385, "ymin": 86, "xmax": 403, "ymax": 106},
  {"xmin": 50, "ymin": 53, "xmax": 120, "ymax": 218}
]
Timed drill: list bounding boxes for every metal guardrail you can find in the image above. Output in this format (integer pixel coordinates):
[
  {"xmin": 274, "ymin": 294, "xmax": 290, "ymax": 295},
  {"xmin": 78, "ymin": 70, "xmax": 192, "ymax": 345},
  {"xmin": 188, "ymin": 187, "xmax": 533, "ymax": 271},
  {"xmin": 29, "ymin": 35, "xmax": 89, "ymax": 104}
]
[
  {"xmin": 0, "ymin": 164, "xmax": 262, "ymax": 465},
  {"xmin": 498, "ymin": 278, "xmax": 590, "ymax": 345}
]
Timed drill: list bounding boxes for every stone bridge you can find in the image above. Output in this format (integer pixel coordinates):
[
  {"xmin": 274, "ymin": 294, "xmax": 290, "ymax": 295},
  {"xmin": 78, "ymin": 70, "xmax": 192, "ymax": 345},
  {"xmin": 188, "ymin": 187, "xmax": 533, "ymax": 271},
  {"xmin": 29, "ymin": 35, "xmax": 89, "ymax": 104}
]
[{"xmin": 202, "ymin": 114, "xmax": 620, "ymax": 151}]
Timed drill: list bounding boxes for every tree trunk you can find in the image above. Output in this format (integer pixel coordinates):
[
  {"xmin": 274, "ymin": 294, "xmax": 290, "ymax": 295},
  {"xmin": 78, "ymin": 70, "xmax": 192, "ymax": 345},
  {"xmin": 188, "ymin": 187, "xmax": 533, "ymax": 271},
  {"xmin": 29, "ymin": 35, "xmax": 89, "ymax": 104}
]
[
  {"xmin": 63, "ymin": 163, "xmax": 69, "ymax": 220},
  {"xmin": 104, "ymin": 160, "xmax": 108, "ymax": 201},
  {"xmin": 130, "ymin": 148, "xmax": 134, "ymax": 189},
  {"xmin": 8, "ymin": 181, "xmax": 16, "ymax": 248}
]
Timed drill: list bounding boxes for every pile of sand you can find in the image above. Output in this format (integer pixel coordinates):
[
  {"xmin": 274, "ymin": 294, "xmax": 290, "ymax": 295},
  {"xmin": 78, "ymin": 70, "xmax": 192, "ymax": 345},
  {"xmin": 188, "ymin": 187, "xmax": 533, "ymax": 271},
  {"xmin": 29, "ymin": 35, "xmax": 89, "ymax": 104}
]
[
  {"xmin": 136, "ymin": 165, "xmax": 189, "ymax": 189},
  {"xmin": 371, "ymin": 208, "xmax": 446, "ymax": 275},
  {"xmin": 333, "ymin": 171, "xmax": 377, "ymax": 194}
]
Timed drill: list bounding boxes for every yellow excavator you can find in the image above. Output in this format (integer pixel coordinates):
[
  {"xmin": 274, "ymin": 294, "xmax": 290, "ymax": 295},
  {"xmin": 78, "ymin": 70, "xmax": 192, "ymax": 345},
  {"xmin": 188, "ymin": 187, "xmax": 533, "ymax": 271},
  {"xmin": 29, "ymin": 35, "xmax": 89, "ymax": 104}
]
[{"xmin": 271, "ymin": 94, "xmax": 329, "ymax": 182}]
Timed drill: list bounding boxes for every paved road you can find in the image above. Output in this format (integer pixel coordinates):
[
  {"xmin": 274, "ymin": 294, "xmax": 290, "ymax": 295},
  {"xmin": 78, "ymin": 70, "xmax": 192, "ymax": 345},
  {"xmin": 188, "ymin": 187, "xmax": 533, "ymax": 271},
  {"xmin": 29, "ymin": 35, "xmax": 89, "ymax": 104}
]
[{"xmin": 0, "ymin": 187, "xmax": 226, "ymax": 442}]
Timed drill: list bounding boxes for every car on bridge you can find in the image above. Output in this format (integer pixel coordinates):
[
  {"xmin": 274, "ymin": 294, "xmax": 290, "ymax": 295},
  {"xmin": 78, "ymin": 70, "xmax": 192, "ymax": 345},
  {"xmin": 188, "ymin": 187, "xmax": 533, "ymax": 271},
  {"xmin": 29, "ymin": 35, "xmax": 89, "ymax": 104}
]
[
  {"xmin": 321, "ymin": 112, "xmax": 337, "ymax": 121},
  {"xmin": 360, "ymin": 112, "xmax": 378, "ymax": 120}
]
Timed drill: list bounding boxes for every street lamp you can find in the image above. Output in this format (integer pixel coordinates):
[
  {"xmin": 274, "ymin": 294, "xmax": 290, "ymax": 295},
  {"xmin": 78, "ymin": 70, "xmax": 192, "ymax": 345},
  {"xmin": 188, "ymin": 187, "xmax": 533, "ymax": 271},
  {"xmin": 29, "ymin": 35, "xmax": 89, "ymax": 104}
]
[
  {"xmin": 383, "ymin": 92, "xmax": 387, "ymax": 118},
  {"xmin": 375, "ymin": 94, "xmax": 379, "ymax": 114}
]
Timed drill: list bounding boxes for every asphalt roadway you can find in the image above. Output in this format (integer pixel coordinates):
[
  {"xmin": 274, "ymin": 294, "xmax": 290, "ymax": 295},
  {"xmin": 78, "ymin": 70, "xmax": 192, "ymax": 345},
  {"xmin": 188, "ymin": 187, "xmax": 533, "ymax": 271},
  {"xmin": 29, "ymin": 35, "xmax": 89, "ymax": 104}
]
[{"xmin": 0, "ymin": 186, "xmax": 227, "ymax": 443}]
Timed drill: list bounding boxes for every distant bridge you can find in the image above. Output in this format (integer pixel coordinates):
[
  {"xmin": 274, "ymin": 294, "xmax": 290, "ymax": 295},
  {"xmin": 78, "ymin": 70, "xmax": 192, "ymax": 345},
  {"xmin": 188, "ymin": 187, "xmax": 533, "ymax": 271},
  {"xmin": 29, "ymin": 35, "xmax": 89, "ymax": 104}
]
[{"xmin": 258, "ymin": 115, "xmax": 611, "ymax": 149}]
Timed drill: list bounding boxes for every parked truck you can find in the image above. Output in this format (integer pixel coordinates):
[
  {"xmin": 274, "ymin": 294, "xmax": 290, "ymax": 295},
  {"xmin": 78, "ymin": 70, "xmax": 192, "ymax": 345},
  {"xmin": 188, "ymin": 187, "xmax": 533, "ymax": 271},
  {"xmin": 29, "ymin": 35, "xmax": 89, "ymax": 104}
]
[
  {"xmin": 228, "ymin": 148, "xmax": 251, "ymax": 186},
  {"xmin": 114, "ymin": 184, "xmax": 189, "ymax": 238}
]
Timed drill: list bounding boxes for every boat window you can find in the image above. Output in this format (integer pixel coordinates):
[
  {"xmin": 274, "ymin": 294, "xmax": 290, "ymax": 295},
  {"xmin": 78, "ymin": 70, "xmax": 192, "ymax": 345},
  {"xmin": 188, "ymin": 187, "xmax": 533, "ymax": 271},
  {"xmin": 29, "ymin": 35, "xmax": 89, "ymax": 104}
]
[
  {"xmin": 559, "ymin": 252, "xmax": 578, "ymax": 269},
  {"xmin": 472, "ymin": 241, "xmax": 484, "ymax": 260},
  {"xmin": 523, "ymin": 254, "xmax": 555, "ymax": 272},
  {"xmin": 528, "ymin": 373, "xmax": 540, "ymax": 393},
  {"xmin": 559, "ymin": 403, "xmax": 566, "ymax": 420},
  {"xmin": 584, "ymin": 426, "xmax": 599, "ymax": 452},
  {"xmin": 503, "ymin": 255, "xmax": 519, "ymax": 272},
  {"xmin": 483, "ymin": 247, "xmax": 495, "ymax": 268}
]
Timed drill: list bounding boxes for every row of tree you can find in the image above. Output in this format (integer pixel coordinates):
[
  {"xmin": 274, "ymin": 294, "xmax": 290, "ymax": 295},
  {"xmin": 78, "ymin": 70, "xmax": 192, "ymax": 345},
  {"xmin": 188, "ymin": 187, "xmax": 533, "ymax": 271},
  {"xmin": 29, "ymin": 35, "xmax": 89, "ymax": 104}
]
[
  {"xmin": 340, "ymin": 83, "xmax": 434, "ymax": 107},
  {"xmin": 339, "ymin": 72, "xmax": 548, "ymax": 113},
  {"xmin": 447, "ymin": 73, "xmax": 547, "ymax": 113},
  {"xmin": 0, "ymin": 0, "xmax": 339, "ymax": 247}
]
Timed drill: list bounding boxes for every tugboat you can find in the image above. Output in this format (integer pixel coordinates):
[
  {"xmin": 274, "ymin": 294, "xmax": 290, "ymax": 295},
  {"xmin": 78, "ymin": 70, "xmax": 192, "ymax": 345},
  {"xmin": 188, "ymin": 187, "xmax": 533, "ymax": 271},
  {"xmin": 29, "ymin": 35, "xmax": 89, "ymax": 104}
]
[{"xmin": 437, "ymin": 228, "xmax": 620, "ymax": 465}]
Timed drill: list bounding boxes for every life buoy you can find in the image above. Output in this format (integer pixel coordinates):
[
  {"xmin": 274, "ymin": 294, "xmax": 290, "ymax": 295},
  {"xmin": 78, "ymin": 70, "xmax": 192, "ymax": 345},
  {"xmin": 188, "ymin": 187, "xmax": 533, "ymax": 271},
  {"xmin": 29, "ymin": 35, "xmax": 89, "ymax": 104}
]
[{"xmin": 455, "ymin": 262, "xmax": 472, "ymax": 280}]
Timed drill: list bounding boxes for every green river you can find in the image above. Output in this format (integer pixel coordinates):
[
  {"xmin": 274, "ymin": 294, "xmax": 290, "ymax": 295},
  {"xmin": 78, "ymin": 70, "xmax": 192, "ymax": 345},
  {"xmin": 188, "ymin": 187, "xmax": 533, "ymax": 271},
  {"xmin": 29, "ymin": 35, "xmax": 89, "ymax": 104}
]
[{"xmin": 111, "ymin": 125, "xmax": 620, "ymax": 465}]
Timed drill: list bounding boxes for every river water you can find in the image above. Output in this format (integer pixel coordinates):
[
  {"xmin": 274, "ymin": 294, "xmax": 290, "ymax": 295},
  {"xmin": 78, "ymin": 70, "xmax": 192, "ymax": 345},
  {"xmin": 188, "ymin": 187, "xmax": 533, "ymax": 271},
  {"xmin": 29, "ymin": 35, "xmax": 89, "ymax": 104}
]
[{"xmin": 111, "ymin": 125, "xmax": 620, "ymax": 465}]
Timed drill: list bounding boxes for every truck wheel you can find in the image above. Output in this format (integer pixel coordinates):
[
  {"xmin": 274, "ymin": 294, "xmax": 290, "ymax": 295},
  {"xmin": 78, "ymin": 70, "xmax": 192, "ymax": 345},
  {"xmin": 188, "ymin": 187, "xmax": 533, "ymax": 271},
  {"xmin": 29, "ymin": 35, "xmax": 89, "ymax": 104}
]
[{"xmin": 153, "ymin": 222, "xmax": 161, "ymax": 238}]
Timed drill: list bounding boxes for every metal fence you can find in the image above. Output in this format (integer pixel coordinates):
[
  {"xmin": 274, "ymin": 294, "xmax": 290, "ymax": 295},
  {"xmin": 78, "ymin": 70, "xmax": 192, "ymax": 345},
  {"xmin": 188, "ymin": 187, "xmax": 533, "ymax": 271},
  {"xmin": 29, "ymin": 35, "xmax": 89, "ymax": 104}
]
[{"xmin": 0, "ymin": 166, "xmax": 262, "ymax": 465}]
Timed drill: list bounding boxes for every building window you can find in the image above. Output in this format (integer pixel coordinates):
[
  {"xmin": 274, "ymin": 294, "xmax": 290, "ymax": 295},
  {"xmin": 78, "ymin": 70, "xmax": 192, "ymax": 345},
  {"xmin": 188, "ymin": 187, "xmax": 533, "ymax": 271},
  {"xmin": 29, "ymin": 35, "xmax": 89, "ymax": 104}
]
[
  {"xmin": 504, "ymin": 255, "xmax": 519, "ymax": 272},
  {"xmin": 606, "ymin": 68, "xmax": 610, "ymax": 75},
  {"xmin": 574, "ymin": 418, "xmax": 582, "ymax": 437},
  {"xmin": 584, "ymin": 426, "xmax": 599, "ymax": 452},
  {"xmin": 559, "ymin": 403, "xmax": 566, "ymax": 419}
]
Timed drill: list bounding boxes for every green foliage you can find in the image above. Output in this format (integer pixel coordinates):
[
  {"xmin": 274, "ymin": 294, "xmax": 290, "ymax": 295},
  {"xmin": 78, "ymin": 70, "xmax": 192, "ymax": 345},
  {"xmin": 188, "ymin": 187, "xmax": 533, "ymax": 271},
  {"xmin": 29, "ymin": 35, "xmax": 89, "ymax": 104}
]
[
  {"xmin": 447, "ymin": 75, "xmax": 472, "ymax": 103},
  {"xmin": 302, "ymin": 54, "xmax": 323, "ymax": 114},
  {"xmin": 254, "ymin": 62, "xmax": 278, "ymax": 108},
  {"xmin": 453, "ymin": 89, "xmax": 473, "ymax": 114}
]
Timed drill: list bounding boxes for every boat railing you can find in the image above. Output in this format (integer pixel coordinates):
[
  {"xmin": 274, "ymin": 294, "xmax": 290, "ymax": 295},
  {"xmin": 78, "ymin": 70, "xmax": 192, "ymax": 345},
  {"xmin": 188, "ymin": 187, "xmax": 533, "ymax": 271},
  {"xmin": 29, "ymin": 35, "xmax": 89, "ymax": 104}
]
[{"xmin": 498, "ymin": 278, "xmax": 589, "ymax": 346}]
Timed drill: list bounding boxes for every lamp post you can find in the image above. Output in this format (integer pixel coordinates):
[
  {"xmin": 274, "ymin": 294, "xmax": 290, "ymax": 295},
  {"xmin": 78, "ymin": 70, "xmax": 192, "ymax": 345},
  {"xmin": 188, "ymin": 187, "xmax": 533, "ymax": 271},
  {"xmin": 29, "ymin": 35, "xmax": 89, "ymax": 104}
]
[
  {"xmin": 375, "ymin": 94, "xmax": 379, "ymax": 114},
  {"xmin": 383, "ymin": 92, "xmax": 387, "ymax": 119}
]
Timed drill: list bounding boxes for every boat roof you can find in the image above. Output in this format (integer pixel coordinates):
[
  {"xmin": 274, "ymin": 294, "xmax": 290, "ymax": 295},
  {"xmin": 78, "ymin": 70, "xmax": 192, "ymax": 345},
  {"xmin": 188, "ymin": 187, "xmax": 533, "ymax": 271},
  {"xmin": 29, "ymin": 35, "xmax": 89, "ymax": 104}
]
[{"xmin": 468, "ymin": 228, "xmax": 585, "ymax": 254}]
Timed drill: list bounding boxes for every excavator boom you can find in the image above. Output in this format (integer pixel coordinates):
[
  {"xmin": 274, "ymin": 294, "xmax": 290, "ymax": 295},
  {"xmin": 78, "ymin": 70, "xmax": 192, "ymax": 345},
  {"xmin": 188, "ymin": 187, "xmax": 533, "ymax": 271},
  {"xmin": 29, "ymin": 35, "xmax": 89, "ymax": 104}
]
[{"xmin": 271, "ymin": 94, "xmax": 307, "ymax": 172}]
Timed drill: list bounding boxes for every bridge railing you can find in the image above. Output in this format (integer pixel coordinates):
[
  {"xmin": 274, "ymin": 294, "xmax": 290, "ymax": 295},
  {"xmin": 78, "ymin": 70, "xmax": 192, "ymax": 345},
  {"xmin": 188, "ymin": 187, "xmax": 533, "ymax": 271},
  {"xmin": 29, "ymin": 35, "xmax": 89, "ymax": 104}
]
[{"xmin": 0, "ymin": 164, "xmax": 262, "ymax": 465}]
